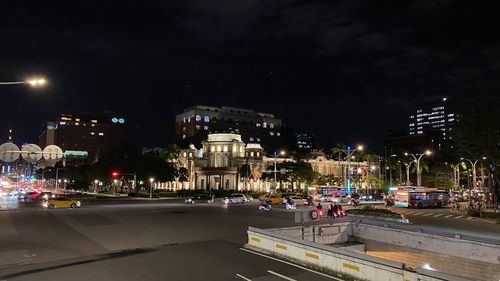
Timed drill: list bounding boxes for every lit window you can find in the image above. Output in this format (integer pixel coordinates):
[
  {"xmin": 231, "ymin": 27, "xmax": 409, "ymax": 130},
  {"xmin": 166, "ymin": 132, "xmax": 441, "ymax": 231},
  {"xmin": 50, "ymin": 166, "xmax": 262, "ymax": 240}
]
[
  {"xmin": 204, "ymin": 126, "xmax": 208, "ymax": 130},
  {"xmin": 217, "ymin": 145, "xmax": 222, "ymax": 152},
  {"xmin": 182, "ymin": 134, "xmax": 186, "ymax": 139},
  {"xmin": 256, "ymin": 152, "xmax": 260, "ymax": 157},
  {"xmin": 270, "ymin": 123, "xmax": 274, "ymax": 128},
  {"xmin": 183, "ymin": 127, "xmax": 186, "ymax": 131},
  {"xmin": 75, "ymin": 118, "xmax": 80, "ymax": 122},
  {"xmin": 223, "ymin": 145, "xmax": 228, "ymax": 152},
  {"xmin": 263, "ymin": 122, "xmax": 267, "ymax": 128},
  {"xmin": 187, "ymin": 117, "xmax": 191, "ymax": 122},
  {"xmin": 270, "ymin": 132, "xmax": 274, "ymax": 136},
  {"xmin": 188, "ymin": 153, "xmax": 193, "ymax": 157},
  {"xmin": 195, "ymin": 115, "xmax": 202, "ymax": 121},
  {"xmin": 195, "ymin": 125, "xmax": 201, "ymax": 130},
  {"xmin": 204, "ymin": 116, "xmax": 209, "ymax": 122},
  {"xmin": 183, "ymin": 152, "xmax": 187, "ymax": 157},
  {"xmin": 210, "ymin": 146, "xmax": 215, "ymax": 152},
  {"xmin": 90, "ymin": 132, "xmax": 95, "ymax": 135},
  {"xmin": 91, "ymin": 124, "xmax": 95, "ymax": 127},
  {"xmin": 276, "ymin": 132, "xmax": 280, "ymax": 136},
  {"xmin": 256, "ymin": 123, "xmax": 261, "ymax": 127},
  {"xmin": 61, "ymin": 117, "xmax": 71, "ymax": 121},
  {"xmin": 98, "ymin": 132, "xmax": 104, "ymax": 136},
  {"xmin": 74, "ymin": 122, "xmax": 79, "ymax": 126},
  {"xmin": 250, "ymin": 152, "xmax": 254, "ymax": 157},
  {"xmin": 91, "ymin": 119, "xmax": 98, "ymax": 123},
  {"xmin": 183, "ymin": 117, "xmax": 186, "ymax": 123},
  {"xmin": 250, "ymin": 137, "xmax": 254, "ymax": 141},
  {"xmin": 256, "ymin": 138, "xmax": 260, "ymax": 141},
  {"xmin": 60, "ymin": 121, "xmax": 66, "ymax": 125}
]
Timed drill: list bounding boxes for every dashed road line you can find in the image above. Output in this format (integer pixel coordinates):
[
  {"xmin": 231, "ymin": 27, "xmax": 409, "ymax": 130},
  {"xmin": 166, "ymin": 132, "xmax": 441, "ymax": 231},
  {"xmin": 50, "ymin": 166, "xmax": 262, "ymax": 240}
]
[
  {"xmin": 236, "ymin": 273, "xmax": 252, "ymax": 281},
  {"xmin": 433, "ymin": 214, "xmax": 444, "ymax": 217},
  {"xmin": 422, "ymin": 213, "xmax": 434, "ymax": 217},
  {"xmin": 444, "ymin": 215, "xmax": 454, "ymax": 218},
  {"xmin": 454, "ymin": 215, "xmax": 464, "ymax": 219},
  {"xmin": 267, "ymin": 270, "xmax": 297, "ymax": 281},
  {"xmin": 466, "ymin": 217, "xmax": 474, "ymax": 220}
]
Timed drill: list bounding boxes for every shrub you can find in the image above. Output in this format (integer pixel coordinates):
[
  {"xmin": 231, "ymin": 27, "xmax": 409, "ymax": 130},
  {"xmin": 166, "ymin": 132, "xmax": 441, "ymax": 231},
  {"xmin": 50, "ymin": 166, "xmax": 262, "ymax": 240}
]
[
  {"xmin": 346, "ymin": 208, "xmax": 403, "ymax": 219},
  {"xmin": 361, "ymin": 205, "xmax": 375, "ymax": 212},
  {"xmin": 467, "ymin": 209, "xmax": 480, "ymax": 217}
]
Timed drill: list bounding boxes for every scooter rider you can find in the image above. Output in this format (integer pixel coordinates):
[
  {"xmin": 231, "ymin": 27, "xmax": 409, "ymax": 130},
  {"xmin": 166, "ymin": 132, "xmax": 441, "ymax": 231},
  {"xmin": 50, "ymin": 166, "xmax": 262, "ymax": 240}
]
[{"xmin": 332, "ymin": 203, "xmax": 339, "ymax": 217}]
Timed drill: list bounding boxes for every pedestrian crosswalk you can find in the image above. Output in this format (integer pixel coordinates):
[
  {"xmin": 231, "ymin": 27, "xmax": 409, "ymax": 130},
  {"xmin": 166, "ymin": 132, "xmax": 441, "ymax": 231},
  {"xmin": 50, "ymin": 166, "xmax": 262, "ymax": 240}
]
[{"xmin": 397, "ymin": 210, "xmax": 475, "ymax": 220}]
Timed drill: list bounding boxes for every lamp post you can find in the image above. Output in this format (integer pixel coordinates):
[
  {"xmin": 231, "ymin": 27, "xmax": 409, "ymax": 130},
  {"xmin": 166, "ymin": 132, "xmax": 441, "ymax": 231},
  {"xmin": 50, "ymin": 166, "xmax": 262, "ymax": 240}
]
[
  {"xmin": 0, "ymin": 78, "xmax": 47, "ymax": 87},
  {"xmin": 94, "ymin": 179, "xmax": 99, "ymax": 193},
  {"xmin": 149, "ymin": 177, "xmax": 155, "ymax": 198},
  {"xmin": 460, "ymin": 157, "xmax": 486, "ymax": 190},
  {"xmin": 451, "ymin": 163, "xmax": 461, "ymax": 188},
  {"xmin": 344, "ymin": 145, "xmax": 363, "ymax": 194},
  {"xmin": 273, "ymin": 150, "xmax": 285, "ymax": 191},
  {"xmin": 401, "ymin": 160, "xmax": 415, "ymax": 186},
  {"xmin": 54, "ymin": 167, "xmax": 63, "ymax": 190},
  {"xmin": 404, "ymin": 151, "xmax": 431, "ymax": 187}
]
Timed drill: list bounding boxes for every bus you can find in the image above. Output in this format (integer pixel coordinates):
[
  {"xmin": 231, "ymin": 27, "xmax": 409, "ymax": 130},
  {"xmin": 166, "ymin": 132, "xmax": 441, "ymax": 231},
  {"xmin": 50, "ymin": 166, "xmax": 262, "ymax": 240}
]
[{"xmin": 394, "ymin": 187, "xmax": 448, "ymax": 208}]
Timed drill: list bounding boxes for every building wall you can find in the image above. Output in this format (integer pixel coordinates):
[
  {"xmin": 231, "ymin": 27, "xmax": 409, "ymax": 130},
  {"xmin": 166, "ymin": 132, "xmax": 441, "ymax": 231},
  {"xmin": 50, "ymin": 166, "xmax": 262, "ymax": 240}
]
[{"xmin": 175, "ymin": 105, "xmax": 284, "ymax": 151}]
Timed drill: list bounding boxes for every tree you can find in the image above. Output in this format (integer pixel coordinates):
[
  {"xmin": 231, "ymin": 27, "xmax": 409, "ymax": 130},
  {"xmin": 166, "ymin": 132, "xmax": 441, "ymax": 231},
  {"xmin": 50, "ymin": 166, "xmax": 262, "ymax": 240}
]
[
  {"xmin": 159, "ymin": 144, "xmax": 180, "ymax": 163},
  {"xmin": 452, "ymin": 102, "xmax": 500, "ymax": 201}
]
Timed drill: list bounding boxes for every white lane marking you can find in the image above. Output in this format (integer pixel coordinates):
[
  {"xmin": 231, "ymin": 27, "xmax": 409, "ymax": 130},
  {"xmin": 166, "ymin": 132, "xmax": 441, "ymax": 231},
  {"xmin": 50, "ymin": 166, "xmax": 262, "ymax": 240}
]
[
  {"xmin": 267, "ymin": 270, "xmax": 297, "ymax": 281},
  {"xmin": 411, "ymin": 212, "xmax": 422, "ymax": 216},
  {"xmin": 239, "ymin": 248, "xmax": 344, "ymax": 280},
  {"xmin": 236, "ymin": 273, "xmax": 252, "ymax": 281},
  {"xmin": 433, "ymin": 214, "xmax": 444, "ymax": 217},
  {"xmin": 444, "ymin": 215, "xmax": 454, "ymax": 218},
  {"xmin": 466, "ymin": 217, "xmax": 474, "ymax": 220},
  {"xmin": 455, "ymin": 216, "xmax": 464, "ymax": 219},
  {"xmin": 422, "ymin": 213, "xmax": 434, "ymax": 217},
  {"xmin": 404, "ymin": 212, "xmax": 416, "ymax": 215}
]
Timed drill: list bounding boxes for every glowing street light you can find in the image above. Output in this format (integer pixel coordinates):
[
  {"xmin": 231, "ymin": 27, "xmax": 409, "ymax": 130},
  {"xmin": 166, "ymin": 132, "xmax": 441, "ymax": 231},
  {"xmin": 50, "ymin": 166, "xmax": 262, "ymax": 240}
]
[
  {"xmin": 0, "ymin": 77, "xmax": 47, "ymax": 87},
  {"xmin": 405, "ymin": 150, "xmax": 432, "ymax": 187},
  {"xmin": 273, "ymin": 150, "xmax": 286, "ymax": 191},
  {"xmin": 343, "ymin": 145, "xmax": 363, "ymax": 194},
  {"xmin": 460, "ymin": 157, "xmax": 486, "ymax": 189},
  {"xmin": 149, "ymin": 177, "xmax": 155, "ymax": 198}
]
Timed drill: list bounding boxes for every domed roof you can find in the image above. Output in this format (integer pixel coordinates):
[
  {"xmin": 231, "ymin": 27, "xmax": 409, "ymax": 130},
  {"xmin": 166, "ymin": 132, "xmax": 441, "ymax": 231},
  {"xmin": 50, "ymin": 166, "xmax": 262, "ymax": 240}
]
[{"xmin": 246, "ymin": 143, "xmax": 263, "ymax": 150}]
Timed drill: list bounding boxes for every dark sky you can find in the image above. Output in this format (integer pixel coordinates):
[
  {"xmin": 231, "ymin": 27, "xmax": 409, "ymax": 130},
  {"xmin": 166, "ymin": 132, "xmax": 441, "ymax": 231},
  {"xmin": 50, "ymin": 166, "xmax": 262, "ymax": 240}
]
[{"xmin": 1, "ymin": 0, "xmax": 499, "ymax": 151}]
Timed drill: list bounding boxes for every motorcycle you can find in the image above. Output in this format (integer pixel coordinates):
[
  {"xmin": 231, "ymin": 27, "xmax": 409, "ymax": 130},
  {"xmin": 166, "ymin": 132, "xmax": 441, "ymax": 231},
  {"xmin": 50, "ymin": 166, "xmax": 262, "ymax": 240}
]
[
  {"xmin": 351, "ymin": 198, "xmax": 360, "ymax": 207},
  {"xmin": 258, "ymin": 203, "xmax": 272, "ymax": 211},
  {"xmin": 285, "ymin": 203, "xmax": 296, "ymax": 210}
]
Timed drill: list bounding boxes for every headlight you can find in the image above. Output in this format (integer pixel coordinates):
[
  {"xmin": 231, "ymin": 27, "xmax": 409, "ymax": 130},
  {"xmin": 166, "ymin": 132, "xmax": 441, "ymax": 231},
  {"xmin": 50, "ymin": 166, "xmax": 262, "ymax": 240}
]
[{"xmin": 76, "ymin": 201, "xmax": 81, "ymax": 207}]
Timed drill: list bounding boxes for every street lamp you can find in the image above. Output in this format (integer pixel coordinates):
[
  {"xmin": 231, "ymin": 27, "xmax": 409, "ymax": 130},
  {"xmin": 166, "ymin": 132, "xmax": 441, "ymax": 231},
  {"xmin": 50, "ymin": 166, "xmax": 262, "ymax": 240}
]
[
  {"xmin": 149, "ymin": 177, "xmax": 155, "ymax": 198},
  {"xmin": 400, "ymin": 160, "xmax": 415, "ymax": 186},
  {"xmin": 94, "ymin": 179, "xmax": 99, "ymax": 193},
  {"xmin": 343, "ymin": 145, "xmax": 363, "ymax": 194},
  {"xmin": 404, "ymin": 150, "xmax": 431, "ymax": 187},
  {"xmin": 0, "ymin": 78, "xmax": 47, "ymax": 87},
  {"xmin": 273, "ymin": 150, "xmax": 285, "ymax": 191},
  {"xmin": 460, "ymin": 157, "xmax": 486, "ymax": 190}
]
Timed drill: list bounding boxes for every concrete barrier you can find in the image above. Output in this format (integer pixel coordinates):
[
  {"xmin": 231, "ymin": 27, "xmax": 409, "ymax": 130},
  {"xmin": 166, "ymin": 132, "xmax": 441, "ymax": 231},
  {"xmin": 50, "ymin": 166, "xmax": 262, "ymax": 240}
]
[{"xmin": 246, "ymin": 226, "xmax": 473, "ymax": 281}]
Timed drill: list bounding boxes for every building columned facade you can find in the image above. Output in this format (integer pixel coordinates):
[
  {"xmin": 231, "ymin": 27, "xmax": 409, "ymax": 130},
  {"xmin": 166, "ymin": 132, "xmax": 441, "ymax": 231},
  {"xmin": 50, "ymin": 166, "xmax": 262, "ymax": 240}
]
[{"xmin": 170, "ymin": 133, "xmax": 379, "ymax": 192}]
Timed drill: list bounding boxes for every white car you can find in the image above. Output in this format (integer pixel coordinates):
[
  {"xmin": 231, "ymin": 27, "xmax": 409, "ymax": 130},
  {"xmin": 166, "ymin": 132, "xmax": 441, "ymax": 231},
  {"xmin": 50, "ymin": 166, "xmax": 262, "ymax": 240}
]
[
  {"xmin": 223, "ymin": 194, "xmax": 247, "ymax": 204},
  {"xmin": 284, "ymin": 196, "xmax": 307, "ymax": 206}
]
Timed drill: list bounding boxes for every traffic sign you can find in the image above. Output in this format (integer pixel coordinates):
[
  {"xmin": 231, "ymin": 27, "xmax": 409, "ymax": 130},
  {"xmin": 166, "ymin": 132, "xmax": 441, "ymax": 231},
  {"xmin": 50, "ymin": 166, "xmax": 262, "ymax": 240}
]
[
  {"xmin": 21, "ymin": 144, "xmax": 43, "ymax": 162},
  {"xmin": 64, "ymin": 150, "xmax": 88, "ymax": 159},
  {"xmin": 0, "ymin": 143, "xmax": 20, "ymax": 162},
  {"xmin": 42, "ymin": 145, "xmax": 64, "ymax": 161}
]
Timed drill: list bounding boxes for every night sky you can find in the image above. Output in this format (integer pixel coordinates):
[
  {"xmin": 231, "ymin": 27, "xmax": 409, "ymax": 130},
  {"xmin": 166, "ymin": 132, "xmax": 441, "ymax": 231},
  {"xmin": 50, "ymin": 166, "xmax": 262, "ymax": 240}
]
[{"xmin": 1, "ymin": 0, "xmax": 499, "ymax": 151}]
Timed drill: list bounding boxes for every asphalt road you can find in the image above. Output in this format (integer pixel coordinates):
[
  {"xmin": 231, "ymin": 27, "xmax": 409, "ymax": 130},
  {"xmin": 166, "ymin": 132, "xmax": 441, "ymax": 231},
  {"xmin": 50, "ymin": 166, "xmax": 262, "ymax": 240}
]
[{"xmin": 0, "ymin": 198, "xmax": 498, "ymax": 281}]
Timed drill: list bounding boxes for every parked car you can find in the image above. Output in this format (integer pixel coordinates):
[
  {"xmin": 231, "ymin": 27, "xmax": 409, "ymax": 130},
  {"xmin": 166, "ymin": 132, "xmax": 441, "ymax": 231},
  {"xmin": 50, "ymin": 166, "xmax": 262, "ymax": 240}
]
[
  {"xmin": 223, "ymin": 194, "xmax": 247, "ymax": 204},
  {"xmin": 42, "ymin": 197, "xmax": 81, "ymax": 209},
  {"xmin": 185, "ymin": 193, "xmax": 213, "ymax": 204}
]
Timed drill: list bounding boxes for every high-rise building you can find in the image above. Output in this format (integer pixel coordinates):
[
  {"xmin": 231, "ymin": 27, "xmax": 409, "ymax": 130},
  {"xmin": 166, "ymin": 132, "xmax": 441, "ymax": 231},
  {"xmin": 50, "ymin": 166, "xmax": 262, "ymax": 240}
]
[
  {"xmin": 295, "ymin": 133, "xmax": 316, "ymax": 152},
  {"xmin": 39, "ymin": 112, "xmax": 126, "ymax": 166},
  {"xmin": 408, "ymin": 97, "xmax": 458, "ymax": 149},
  {"xmin": 175, "ymin": 105, "xmax": 285, "ymax": 152}
]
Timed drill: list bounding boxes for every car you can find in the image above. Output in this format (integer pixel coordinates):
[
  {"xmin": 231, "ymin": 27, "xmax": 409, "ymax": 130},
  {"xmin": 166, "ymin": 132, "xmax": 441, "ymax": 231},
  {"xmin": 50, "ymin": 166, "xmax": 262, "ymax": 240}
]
[
  {"xmin": 185, "ymin": 194, "xmax": 213, "ymax": 204},
  {"xmin": 18, "ymin": 192, "xmax": 40, "ymax": 201},
  {"xmin": 42, "ymin": 197, "xmax": 81, "ymax": 209},
  {"xmin": 39, "ymin": 192, "xmax": 56, "ymax": 200},
  {"xmin": 287, "ymin": 195, "xmax": 307, "ymax": 206},
  {"xmin": 223, "ymin": 193, "xmax": 247, "ymax": 204},
  {"xmin": 261, "ymin": 194, "xmax": 283, "ymax": 205}
]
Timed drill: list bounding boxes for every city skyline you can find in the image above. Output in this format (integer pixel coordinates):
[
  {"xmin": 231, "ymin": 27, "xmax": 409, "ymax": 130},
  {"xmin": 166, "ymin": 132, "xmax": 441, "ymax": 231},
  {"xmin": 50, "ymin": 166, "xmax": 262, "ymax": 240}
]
[{"xmin": 2, "ymin": 1, "xmax": 500, "ymax": 150}]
